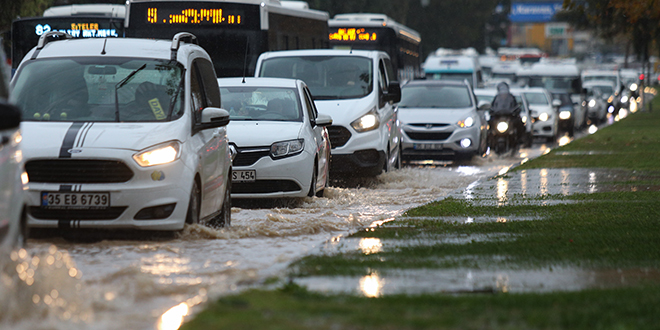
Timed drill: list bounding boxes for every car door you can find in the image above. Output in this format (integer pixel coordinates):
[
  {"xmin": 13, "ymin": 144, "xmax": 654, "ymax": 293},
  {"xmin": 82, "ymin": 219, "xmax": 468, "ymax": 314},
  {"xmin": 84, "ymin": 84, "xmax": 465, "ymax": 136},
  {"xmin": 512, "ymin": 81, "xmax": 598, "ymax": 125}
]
[
  {"xmin": 378, "ymin": 57, "xmax": 397, "ymax": 163},
  {"xmin": 301, "ymin": 84, "xmax": 329, "ymax": 188},
  {"xmin": 190, "ymin": 58, "xmax": 225, "ymax": 216}
]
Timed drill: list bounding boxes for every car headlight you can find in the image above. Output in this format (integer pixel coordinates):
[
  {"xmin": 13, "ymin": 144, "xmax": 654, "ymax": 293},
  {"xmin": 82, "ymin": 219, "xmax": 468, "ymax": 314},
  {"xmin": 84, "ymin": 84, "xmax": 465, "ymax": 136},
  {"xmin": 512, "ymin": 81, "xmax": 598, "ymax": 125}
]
[
  {"xmin": 522, "ymin": 115, "xmax": 527, "ymax": 124},
  {"xmin": 271, "ymin": 139, "xmax": 304, "ymax": 158},
  {"xmin": 621, "ymin": 95, "xmax": 629, "ymax": 103},
  {"xmin": 457, "ymin": 116, "xmax": 474, "ymax": 128},
  {"xmin": 496, "ymin": 121, "xmax": 509, "ymax": 133},
  {"xmin": 559, "ymin": 110, "xmax": 571, "ymax": 120},
  {"xmin": 630, "ymin": 83, "xmax": 638, "ymax": 92},
  {"xmin": 351, "ymin": 109, "xmax": 380, "ymax": 133},
  {"xmin": 133, "ymin": 141, "xmax": 181, "ymax": 167},
  {"xmin": 538, "ymin": 113, "xmax": 549, "ymax": 122},
  {"xmin": 588, "ymin": 99, "xmax": 596, "ymax": 108}
]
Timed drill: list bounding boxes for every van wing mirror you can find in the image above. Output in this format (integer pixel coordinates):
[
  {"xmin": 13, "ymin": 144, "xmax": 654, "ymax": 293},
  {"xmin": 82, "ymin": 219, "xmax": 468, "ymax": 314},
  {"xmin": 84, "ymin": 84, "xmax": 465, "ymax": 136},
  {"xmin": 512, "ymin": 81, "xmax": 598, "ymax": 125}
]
[
  {"xmin": 386, "ymin": 81, "xmax": 401, "ymax": 103},
  {"xmin": 0, "ymin": 102, "xmax": 22, "ymax": 130},
  {"xmin": 197, "ymin": 107, "xmax": 230, "ymax": 131}
]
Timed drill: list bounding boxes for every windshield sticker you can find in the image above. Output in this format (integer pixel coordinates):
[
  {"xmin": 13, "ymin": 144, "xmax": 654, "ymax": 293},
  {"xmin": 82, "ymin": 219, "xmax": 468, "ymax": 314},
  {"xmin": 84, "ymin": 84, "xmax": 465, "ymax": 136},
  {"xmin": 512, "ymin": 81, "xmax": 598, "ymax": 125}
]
[{"xmin": 148, "ymin": 98, "xmax": 167, "ymax": 120}]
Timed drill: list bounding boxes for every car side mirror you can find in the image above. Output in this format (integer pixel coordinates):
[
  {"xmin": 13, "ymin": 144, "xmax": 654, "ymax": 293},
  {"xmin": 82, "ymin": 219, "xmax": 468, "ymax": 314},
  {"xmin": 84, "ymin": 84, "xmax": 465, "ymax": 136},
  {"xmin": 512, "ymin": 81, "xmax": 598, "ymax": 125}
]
[
  {"xmin": 0, "ymin": 102, "xmax": 22, "ymax": 130},
  {"xmin": 552, "ymin": 99, "xmax": 561, "ymax": 108},
  {"xmin": 198, "ymin": 107, "xmax": 230, "ymax": 130},
  {"xmin": 315, "ymin": 113, "xmax": 333, "ymax": 127},
  {"xmin": 477, "ymin": 100, "xmax": 491, "ymax": 111}
]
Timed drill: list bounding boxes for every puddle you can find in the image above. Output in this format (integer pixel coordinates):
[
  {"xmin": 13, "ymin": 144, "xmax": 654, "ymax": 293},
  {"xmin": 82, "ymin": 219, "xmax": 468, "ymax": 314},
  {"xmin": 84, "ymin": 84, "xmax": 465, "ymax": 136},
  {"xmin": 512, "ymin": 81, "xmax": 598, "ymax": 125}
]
[{"xmin": 294, "ymin": 267, "xmax": 660, "ymax": 296}]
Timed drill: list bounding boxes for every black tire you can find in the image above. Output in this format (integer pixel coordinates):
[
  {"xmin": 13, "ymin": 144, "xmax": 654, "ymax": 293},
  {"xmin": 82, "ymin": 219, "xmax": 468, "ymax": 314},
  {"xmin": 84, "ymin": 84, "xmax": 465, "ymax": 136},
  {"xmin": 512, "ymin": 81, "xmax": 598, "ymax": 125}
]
[
  {"xmin": 185, "ymin": 180, "xmax": 201, "ymax": 225},
  {"xmin": 210, "ymin": 179, "xmax": 231, "ymax": 228},
  {"xmin": 394, "ymin": 144, "xmax": 403, "ymax": 169},
  {"xmin": 308, "ymin": 163, "xmax": 318, "ymax": 197},
  {"xmin": 16, "ymin": 206, "xmax": 29, "ymax": 248}
]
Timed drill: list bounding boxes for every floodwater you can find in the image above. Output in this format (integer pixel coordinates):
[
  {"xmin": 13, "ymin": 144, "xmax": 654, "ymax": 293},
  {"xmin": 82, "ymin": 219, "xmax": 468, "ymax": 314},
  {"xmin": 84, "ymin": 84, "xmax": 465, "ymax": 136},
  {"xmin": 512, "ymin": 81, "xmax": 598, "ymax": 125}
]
[{"xmin": 0, "ymin": 143, "xmax": 552, "ymax": 330}]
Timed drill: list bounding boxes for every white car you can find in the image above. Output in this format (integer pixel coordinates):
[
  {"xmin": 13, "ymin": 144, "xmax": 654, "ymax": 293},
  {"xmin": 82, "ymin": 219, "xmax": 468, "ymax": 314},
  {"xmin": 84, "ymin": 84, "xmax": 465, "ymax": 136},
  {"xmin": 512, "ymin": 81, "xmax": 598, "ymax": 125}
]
[
  {"xmin": 255, "ymin": 49, "xmax": 402, "ymax": 177},
  {"xmin": 10, "ymin": 32, "xmax": 232, "ymax": 231},
  {"xmin": 1, "ymin": 41, "xmax": 28, "ymax": 248},
  {"xmin": 218, "ymin": 77, "xmax": 332, "ymax": 198},
  {"xmin": 519, "ymin": 87, "xmax": 559, "ymax": 142},
  {"xmin": 399, "ymin": 80, "xmax": 489, "ymax": 161}
]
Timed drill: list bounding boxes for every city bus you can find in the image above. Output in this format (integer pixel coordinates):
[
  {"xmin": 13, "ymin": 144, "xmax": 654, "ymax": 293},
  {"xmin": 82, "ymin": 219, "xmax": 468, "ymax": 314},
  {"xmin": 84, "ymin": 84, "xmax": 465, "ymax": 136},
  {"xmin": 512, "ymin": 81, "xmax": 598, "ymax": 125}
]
[
  {"xmin": 125, "ymin": 0, "xmax": 329, "ymax": 77},
  {"xmin": 10, "ymin": 4, "xmax": 125, "ymax": 72},
  {"xmin": 328, "ymin": 13, "xmax": 422, "ymax": 82}
]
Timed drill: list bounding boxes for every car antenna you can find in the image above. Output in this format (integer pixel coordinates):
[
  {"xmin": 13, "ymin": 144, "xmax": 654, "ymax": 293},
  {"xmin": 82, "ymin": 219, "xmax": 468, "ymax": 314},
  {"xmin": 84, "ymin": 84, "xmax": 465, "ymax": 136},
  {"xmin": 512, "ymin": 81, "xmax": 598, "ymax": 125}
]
[
  {"xmin": 241, "ymin": 37, "xmax": 249, "ymax": 84},
  {"xmin": 101, "ymin": 38, "xmax": 107, "ymax": 55}
]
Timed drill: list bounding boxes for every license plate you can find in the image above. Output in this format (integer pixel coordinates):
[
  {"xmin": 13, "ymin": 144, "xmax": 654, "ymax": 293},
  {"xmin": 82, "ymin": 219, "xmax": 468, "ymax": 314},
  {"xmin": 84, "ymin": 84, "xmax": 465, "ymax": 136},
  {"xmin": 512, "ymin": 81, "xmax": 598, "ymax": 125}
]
[
  {"xmin": 41, "ymin": 192, "xmax": 110, "ymax": 209},
  {"xmin": 413, "ymin": 143, "xmax": 443, "ymax": 150},
  {"xmin": 232, "ymin": 170, "xmax": 256, "ymax": 182}
]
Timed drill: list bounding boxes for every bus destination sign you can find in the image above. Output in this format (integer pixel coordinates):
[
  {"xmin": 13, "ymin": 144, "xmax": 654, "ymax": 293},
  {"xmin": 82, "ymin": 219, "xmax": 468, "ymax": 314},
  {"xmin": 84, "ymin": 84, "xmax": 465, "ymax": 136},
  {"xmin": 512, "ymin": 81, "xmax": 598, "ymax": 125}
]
[
  {"xmin": 329, "ymin": 28, "xmax": 378, "ymax": 42},
  {"xmin": 146, "ymin": 7, "xmax": 243, "ymax": 25},
  {"xmin": 35, "ymin": 23, "xmax": 119, "ymax": 38}
]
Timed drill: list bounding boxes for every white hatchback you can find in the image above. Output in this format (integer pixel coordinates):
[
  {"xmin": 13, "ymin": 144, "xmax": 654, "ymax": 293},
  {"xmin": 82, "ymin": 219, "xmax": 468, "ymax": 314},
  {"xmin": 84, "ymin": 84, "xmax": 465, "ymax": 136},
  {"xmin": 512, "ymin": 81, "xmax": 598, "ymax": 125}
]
[
  {"xmin": 10, "ymin": 32, "xmax": 232, "ymax": 231},
  {"xmin": 218, "ymin": 77, "xmax": 332, "ymax": 198}
]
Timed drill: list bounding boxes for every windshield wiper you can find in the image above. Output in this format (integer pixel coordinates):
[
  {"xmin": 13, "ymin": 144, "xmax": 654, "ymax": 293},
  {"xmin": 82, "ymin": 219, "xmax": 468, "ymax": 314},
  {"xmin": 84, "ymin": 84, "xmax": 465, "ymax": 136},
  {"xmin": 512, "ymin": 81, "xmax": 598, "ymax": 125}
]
[{"xmin": 114, "ymin": 64, "xmax": 147, "ymax": 122}]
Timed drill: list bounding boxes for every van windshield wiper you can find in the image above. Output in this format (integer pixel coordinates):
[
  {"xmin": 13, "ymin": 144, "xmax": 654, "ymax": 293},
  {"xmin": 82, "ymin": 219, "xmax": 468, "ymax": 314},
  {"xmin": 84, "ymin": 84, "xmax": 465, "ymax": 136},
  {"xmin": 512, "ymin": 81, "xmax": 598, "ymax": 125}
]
[{"xmin": 114, "ymin": 63, "xmax": 146, "ymax": 122}]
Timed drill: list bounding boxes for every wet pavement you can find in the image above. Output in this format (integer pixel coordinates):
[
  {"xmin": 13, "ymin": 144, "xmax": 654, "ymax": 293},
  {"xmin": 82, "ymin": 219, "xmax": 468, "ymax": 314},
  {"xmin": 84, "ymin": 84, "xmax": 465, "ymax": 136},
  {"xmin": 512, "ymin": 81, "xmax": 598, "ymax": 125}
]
[{"xmin": 296, "ymin": 166, "xmax": 660, "ymax": 296}]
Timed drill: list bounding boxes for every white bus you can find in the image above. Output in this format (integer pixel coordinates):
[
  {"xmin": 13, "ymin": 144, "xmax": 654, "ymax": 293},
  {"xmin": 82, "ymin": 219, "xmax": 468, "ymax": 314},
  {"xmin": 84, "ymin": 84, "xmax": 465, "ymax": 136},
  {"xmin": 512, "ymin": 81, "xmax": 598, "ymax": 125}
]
[{"xmin": 125, "ymin": 0, "xmax": 329, "ymax": 77}]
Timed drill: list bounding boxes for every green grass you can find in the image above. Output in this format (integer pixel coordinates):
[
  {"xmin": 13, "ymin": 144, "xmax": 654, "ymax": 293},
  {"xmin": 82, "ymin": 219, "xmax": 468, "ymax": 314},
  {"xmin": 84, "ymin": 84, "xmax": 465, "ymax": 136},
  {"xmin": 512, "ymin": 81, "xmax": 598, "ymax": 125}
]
[
  {"xmin": 182, "ymin": 96, "xmax": 660, "ymax": 329},
  {"xmin": 182, "ymin": 283, "xmax": 660, "ymax": 330}
]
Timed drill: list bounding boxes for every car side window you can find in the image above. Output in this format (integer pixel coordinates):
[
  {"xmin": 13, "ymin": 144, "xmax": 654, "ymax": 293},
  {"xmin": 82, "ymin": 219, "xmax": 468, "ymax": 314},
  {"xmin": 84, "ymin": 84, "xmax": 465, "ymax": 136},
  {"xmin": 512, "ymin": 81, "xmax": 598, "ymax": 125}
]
[
  {"xmin": 190, "ymin": 63, "xmax": 204, "ymax": 120},
  {"xmin": 383, "ymin": 58, "xmax": 396, "ymax": 84},
  {"xmin": 196, "ymin": 59, "xmax": 221, "ymax": 109}
]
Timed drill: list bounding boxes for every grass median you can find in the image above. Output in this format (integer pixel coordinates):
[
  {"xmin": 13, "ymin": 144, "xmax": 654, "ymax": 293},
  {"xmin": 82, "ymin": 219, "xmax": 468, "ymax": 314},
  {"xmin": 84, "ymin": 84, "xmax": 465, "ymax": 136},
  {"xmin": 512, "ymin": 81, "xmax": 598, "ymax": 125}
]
[{"xmin": 182, "ymin": 97, "xmax": 660, "ymax": 330}]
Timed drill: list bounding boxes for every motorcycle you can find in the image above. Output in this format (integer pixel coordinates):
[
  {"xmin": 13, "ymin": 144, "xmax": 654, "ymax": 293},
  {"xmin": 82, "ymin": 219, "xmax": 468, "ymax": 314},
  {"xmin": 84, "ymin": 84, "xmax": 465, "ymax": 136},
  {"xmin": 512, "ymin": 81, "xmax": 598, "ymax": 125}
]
[{"xmin": 488, "ymin": 105, "xmax": 522, "ymax": 156}]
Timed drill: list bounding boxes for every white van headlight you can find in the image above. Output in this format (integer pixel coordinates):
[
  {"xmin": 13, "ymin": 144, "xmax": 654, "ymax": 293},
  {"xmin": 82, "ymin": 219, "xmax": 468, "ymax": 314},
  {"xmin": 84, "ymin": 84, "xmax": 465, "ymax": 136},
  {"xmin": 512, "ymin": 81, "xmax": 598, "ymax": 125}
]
[
  {"xmin": 457, "ymin": 116, "xmax": 474, "ymax": 128},
  {"xmin": 271, "ymin": 139, "xmax": 304, "ymax": 158},
  {"xmin": 133, "ymin": 141, "xmax": 181, "ymax": 167},
  {"xmin": 351, "ymin": 108, "xmax": 380, "ymax": 133}
]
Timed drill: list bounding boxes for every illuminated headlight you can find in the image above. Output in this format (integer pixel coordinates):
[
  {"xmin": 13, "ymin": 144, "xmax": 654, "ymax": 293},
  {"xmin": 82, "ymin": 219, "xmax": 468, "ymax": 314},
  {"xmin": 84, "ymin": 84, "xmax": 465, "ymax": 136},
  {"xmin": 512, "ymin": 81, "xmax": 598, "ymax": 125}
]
[
  {"xmin": 351, "ymin": 109, "xmax": 380, "ymax": 133},
  {"xmin": 133, "ymin": 141, "xmax": 181, "ymax": 167},
  {"xmin": 621, "ymin": 95, "xmax": 629, "ymax": 103},
  {"xmin": 538, "ymin": 112, "xmax": 549, "ymax": 122},
  {"xmin": 630, "ymin": 83, "xmax": 638, "ymax": 92},
  {"xmin": 457, "ymin": 116, "xmax": 474, "ymax": 128},
  {"xmin": 559, "ymin": 110, "xmax": 571, "ymax": 120},
  {"xmin": 496, "ymin": 121, "xmax": 509, "ymax": 133},
  {"xmin": 271, "ymin": 139, "xmax": 304, "ymax": 158},
  {"xmin": 522, "ymin": 115, "xmax": 527, "ymax": 124},
  {"xmin": 460, "ymin": 138, "xmax": 472, "ymax": 148},
  {"xmin": 588, "ymin": 99, "xmax": 596, "ymax": 108}
]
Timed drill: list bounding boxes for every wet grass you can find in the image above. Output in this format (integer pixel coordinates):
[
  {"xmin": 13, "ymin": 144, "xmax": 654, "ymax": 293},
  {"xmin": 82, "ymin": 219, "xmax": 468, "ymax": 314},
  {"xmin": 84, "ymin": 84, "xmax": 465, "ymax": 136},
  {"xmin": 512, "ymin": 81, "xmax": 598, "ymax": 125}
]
[
  {"xmin": 182, "ymin": 283, "xmax": 660, "ymax": 330},
  {"xmin": 516, "ymin": 96, "xmax": 660, "ymax": 171}
]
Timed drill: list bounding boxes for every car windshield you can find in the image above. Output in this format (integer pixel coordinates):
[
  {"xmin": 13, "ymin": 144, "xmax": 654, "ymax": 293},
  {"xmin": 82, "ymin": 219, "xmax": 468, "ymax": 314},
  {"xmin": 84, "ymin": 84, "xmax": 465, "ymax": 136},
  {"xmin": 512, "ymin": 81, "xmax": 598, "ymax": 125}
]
[
  {"xmin": 583, "ymin": 75, "xmax": 618, "ymax": 86},
  {"xmin": 11, "ymin": 57, "xmax": 183, "ymax": 122},
  {"xmin": 527, "ymin": 77, "xmax": 576, "ymax": 91},
  {"xmin": 586, "ymin": 85, "xmax": 614, "ymax": 98},
  {"xmin": 427, "ymin": 72, "xmax": 472, "ymax": 84},
  {"xmin": 220, "ymin": 87, "xmax": 301, "ymax": 122},
  {"xmin": 399, "ymin": 85, "xmax": 473, "ymax": 108},
  {"xmin": 523, "ymin": 92, "xmax": 549, "ymax": 105},
  {"xmin": 259, "ymin": 56, "xmax": 372, "ymax": 100}
]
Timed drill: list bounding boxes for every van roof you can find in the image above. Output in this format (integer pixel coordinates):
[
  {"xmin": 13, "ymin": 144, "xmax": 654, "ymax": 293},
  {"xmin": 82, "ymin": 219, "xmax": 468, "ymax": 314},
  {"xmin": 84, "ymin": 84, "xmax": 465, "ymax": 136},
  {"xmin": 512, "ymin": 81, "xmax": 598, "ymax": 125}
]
[
  {"xmin": 257, "ymin": 48, "xmax": 388, "ymax": 60},
  {"xmin": 423, "ymin": 55, "xmax": 478, "ymax": 73},
  {"xmin": 516, "ymin": 62, "xmax": 580, "ymax": 77}
]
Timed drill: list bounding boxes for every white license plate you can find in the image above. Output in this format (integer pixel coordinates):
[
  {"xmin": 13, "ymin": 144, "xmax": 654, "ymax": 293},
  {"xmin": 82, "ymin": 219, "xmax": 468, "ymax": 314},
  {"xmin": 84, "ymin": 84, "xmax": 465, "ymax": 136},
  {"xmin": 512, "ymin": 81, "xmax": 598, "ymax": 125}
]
[
  {"xmin": 41, "ymin": 192, "xmax": 110, "ymax": 209},
  {"xmin": 413, "ymin": 143, "xmax": 444, "ymax": 150},
  {"xmin": 232, "ymin": 170, "xmax": 256, "ymax": 182}
]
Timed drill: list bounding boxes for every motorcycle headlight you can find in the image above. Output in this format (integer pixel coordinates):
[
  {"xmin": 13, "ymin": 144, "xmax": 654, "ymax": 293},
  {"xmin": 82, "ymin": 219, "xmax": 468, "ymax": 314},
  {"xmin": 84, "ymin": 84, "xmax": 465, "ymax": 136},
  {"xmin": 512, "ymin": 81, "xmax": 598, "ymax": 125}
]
[
  {"xmin": 621, "ymin": 95, "xmax": 629, "ymax": 103},
  {"xmin": 496, "ymin": 121, "xmax": 509, "ymax": 133},
  {"xmin": 271, "ymin": 139, "xmax": 304, "ymax": 158},
  {"xmin": 559, "ymin": 110, "xmax": 571, "ymax": 120},
  {"xmin": 588, "ymin": 99, "xmax": 596, "ymax": 108},
  {"xmin": 521, "ymin": 115, "xmax": 527, "ymax": 124},
  {"xmin": 630, "ymin": 83, "xmax": 638, "ymax": 92},
  {"xmin": 133, "ymin": 141, "xmax": 181, "ymax": 167},
  {"xmin": 351, "ymin": 109, "xmax": 380, "ymax": 133},
  {"xmin": 538, "ymin": 113, "xmax": 549, "ymax": 122},
  {"xmin": 457, "ymin": 116, "xmax": 475, "ymax": 128}
]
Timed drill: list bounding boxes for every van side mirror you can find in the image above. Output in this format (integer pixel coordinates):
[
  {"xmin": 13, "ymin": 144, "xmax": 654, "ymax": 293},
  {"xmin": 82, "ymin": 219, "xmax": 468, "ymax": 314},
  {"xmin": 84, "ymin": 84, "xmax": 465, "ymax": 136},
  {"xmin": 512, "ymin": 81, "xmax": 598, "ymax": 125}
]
[
  {"xmin": 197, "ymin": 107, "xmax": 230, "ymax": 131},
  {"xmin": 386, "ymin": 81, "xmax": 401, "ymax": 103},
  {"xmin": 0, "ymin": 102, "xmax": 22, "ymax": 130}
]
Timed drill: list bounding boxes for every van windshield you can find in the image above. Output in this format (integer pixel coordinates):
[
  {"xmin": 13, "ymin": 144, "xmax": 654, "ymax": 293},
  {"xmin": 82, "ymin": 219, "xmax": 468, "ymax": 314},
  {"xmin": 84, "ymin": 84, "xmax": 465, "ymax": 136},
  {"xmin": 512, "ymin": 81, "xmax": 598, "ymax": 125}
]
[
  {"xmin": 259, "ymin": 56, "xmax": 373, "ymax": 100},
  {"xmin": 427, "ymin": 72, "xmax": 472, "ymax": 84},
  {"xmin": 11, "ymin": 57, "xmax": 184, "ymax": 122}
]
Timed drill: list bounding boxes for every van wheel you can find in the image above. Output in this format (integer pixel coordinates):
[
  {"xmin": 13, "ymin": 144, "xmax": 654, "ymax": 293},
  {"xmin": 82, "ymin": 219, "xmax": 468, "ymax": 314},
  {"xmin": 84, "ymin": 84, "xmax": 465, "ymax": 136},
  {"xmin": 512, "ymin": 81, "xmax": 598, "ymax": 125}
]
[{"xmin": 185, "ymin": 180, "xmax": 201, "ymax": 224}]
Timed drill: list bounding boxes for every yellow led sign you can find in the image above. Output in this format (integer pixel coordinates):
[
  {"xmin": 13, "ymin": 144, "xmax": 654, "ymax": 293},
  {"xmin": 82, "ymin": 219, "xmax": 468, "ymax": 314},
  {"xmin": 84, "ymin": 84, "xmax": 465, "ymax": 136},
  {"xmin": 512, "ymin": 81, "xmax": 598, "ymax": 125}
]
[
  {"xmin": 146, "ymin": 7, "xmax": 242, "ymax": 25},
  {"xmin": 329, "ymin": 28, "xmax": 377, "ymax": 42}
]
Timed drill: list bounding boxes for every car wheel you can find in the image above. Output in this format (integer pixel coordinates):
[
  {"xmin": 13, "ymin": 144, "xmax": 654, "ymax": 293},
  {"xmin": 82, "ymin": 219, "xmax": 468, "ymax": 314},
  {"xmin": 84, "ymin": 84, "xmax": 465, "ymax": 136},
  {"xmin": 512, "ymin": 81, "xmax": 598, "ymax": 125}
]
[
  {"xmin": 185, "ymin": 180, "xmax": 201, "ymax": 225},
  {"xmin": 315, "ymin": 160, "xmax": 327, "ymax": 198},
  {"xmin": 308, "ymin": 162, "xmax": 318, "ymax": 197},
  {"xmin": 15, "ymin": 206, "xmax": 29, "ymax": 248},
  {"xmin": 210, "ymin": 178, "xmax": 231, "ymax": 228}
]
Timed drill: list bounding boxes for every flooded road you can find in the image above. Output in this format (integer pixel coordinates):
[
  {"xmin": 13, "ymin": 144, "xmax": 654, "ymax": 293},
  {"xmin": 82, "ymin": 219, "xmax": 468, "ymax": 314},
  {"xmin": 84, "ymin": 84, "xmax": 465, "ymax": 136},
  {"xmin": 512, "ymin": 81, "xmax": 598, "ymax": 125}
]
[{"xmin": 1, "ymin": 143, "xmax": 553, "ymax": 330}]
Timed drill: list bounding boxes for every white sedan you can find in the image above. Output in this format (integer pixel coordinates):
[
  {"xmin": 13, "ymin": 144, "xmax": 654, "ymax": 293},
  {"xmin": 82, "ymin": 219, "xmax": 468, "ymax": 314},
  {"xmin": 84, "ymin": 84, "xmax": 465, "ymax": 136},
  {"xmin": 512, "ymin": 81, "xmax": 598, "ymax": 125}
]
[{"xmin": 218, "ymin": 77, "xmax": 332, "ymax": 198}]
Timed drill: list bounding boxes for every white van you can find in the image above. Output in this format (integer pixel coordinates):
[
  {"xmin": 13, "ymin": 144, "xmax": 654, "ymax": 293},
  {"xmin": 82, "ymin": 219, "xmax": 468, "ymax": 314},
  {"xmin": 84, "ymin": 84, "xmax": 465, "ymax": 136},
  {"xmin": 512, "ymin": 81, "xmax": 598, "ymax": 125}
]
[
  {"xmin": 423, "ymin": 55, "xmax": 483, "ymax": 88},
  {"xmin": 255, "ymin": 49, "xmax": 402, "ymax": 177}
]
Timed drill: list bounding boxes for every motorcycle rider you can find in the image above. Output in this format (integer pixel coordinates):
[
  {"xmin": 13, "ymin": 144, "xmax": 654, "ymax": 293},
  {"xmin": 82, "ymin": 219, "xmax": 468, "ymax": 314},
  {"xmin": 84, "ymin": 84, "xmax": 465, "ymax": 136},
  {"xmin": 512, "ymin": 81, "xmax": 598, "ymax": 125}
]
[{"xmin": 490, "ymin": 82, "xmax": 525, "ymax": 143}]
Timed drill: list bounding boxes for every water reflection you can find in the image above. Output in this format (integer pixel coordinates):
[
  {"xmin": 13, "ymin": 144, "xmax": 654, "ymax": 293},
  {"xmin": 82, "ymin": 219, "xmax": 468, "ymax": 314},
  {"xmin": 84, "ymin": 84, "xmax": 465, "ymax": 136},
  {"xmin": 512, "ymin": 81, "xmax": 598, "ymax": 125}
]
[
  {"xmin": 359, "ymin": 272, "xmax": 383, "ymax": 298},
  {"xmin": 589, "ymin": 171, "xmax": 598, "ymax": 193},
  {"xmin": 588, "ymin": 125, "xmax": 598, "ymax": 134},
  {"xmin": 496, "ymin": 274, "xmax": 509, "ymax": 293},
  {"xmin": 497, "ymin": 178, "xmax": 508, "ymax": 205},
  {"xmin": 561, "ymin": 169, "xmax": 570, "ymax": 196},
  {"xmin": 157, "ymin": 302, "xmax": 189, "ymax": 330},
  {"xmin": 359, "ymin": 238, "xmax": 383, "ymax": 255},
  {"xmin": 539, "ymin": 169, "xmax": 548, "ymax": 196},
  {"xmin": 520, "ymin": 170, "xmax": 528, "ymax": 196}
]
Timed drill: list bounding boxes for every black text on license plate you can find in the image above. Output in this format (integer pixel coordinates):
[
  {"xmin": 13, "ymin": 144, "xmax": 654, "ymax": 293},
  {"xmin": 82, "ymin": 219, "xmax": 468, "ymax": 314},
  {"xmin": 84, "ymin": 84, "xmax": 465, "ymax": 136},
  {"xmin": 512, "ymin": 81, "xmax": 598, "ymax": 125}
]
[
  {"xmin": 41, "ymin": 192, "xmax": 110, "ymax": 209},
  {"xmin": 414, "ymin": 143, "xmax": 443, "ymax": 150},
  {"xmin": 232, "ymin": 170, "xmax": 256, "ymax": 182}
]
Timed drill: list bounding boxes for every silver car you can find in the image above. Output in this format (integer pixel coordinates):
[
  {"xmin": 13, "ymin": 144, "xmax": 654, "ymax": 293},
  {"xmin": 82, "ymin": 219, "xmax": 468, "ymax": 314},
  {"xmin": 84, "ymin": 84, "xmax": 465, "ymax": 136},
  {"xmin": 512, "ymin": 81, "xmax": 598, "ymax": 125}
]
[{"xmin": 399, "ymin": 80, "xmax": 489, "ymax": 162}]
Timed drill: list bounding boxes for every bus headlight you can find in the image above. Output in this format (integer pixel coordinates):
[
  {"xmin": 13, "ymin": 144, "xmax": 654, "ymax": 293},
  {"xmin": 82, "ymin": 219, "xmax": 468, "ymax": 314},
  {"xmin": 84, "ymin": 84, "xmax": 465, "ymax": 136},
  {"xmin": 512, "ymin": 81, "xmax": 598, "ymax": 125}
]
[
  {"xmin": 559, "ymin": 110, "xmax": 571, "ymax": 120},
  {"xmin": 351, "ymin": 109, "xmax": 380, "ymax": 133}
]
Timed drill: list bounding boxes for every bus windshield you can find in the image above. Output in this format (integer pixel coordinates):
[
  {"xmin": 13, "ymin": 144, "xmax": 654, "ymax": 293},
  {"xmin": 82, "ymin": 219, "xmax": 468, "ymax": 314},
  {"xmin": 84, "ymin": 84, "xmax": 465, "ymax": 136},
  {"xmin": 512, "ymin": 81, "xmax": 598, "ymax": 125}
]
[{"xmin": 260, "ymin": 56, "xmax": 373, "ymax": 100}]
